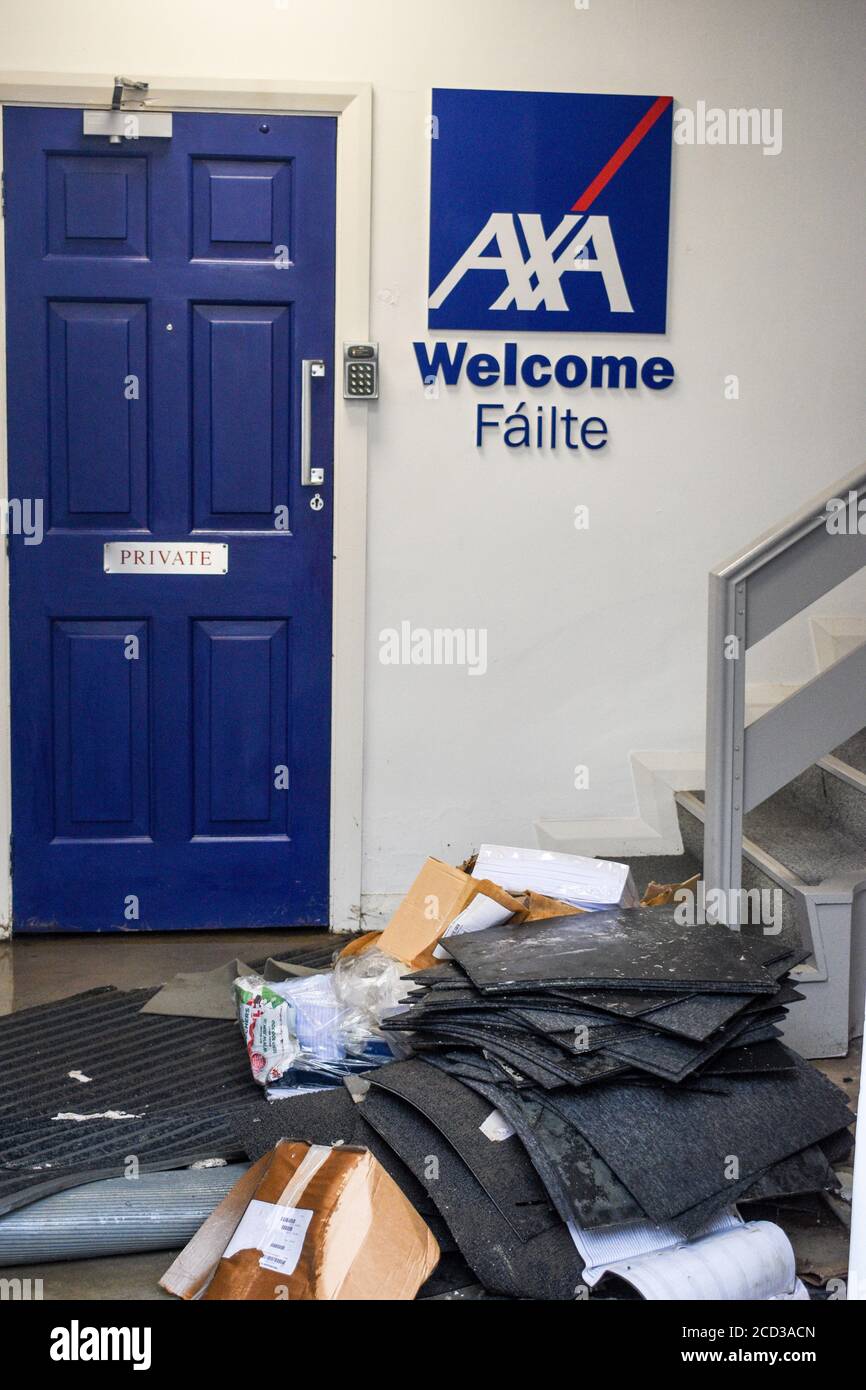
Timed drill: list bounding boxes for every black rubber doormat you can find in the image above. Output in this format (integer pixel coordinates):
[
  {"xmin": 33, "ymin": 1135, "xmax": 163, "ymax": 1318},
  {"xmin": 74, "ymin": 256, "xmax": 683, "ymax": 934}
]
[{"xmin": 0, "ymin": 943, "xmax": 334, "ymax": 1215}]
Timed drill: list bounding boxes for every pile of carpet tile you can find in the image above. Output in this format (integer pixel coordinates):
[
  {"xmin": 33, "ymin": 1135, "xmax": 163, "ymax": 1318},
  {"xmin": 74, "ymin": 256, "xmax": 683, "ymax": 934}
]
[{"xmin": 343, "ymin": 906, "xmax": 856, "ymax": 1296}]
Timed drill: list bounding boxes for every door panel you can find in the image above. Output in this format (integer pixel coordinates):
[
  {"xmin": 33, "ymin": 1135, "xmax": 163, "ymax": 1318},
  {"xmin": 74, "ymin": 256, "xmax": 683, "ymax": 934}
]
[
  {"xmin": 192, "ymin": 618, "xmax": 290, "ymax": 837},
  {"xmin": 4, "ymin": 108, "xmax": 336, "ymax": 931},
  {"xmin": 191, "ymin": 303, "xmax": 291, "ymax": 527},
  {"xmin": 48, "ymin": 300, "xmax": 149, "ymax": 527},
  {"xmin": 191, "ymin": 158, "xmax": 293, "ymax": 261},
  {"xmin": 46, "ymin": 153, "xmax": 149, "ymax": 259},
  {"xmin": 52, "ymin": 620, "xmax": 151, "ymax": 839}
]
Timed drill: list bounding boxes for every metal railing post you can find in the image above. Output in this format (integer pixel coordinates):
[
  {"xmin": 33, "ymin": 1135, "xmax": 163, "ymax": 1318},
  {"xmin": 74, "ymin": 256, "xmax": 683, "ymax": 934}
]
[
  {"xmin": 704, "ymin": 573, "xmax": 746, "ymax": 924},
  {"xmin": 703, "ymin": 463, "xmax": 866, "ymax": 932}
]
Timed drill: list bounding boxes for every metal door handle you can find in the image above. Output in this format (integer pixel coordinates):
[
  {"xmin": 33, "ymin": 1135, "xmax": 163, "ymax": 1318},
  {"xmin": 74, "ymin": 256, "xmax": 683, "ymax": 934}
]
[{"xmin": 301, "ymin": 359, "xmax": 326, "ymax": 486}]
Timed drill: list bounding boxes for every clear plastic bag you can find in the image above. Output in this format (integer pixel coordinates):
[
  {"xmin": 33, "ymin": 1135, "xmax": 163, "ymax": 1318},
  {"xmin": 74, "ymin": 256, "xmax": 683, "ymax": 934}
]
[
  {"xmin": 332, "ymin": 946, "xmax": 416, "ymax": 1020},
  {"xmin": 234, "ymin": 963, "xmax": 404, "ymax": 1088}
]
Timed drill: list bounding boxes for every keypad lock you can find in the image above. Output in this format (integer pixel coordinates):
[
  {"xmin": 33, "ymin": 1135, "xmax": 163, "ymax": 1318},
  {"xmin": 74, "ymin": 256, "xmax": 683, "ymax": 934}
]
[{"xmin": 343, "ymin": 343, "xmax": 379, "ymax": 399}]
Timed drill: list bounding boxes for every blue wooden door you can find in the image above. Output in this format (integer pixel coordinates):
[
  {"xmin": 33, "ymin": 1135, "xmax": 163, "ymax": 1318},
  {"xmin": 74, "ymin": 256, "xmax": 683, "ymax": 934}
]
[{"xmin": 3, "ymin": 108, "xmax": 336, "ymax": 931}]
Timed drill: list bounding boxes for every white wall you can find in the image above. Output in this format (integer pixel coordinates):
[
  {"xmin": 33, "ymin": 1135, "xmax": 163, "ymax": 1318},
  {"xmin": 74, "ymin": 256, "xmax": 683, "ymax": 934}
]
[{"xmin": 1, "ymin": 0, "xmax": 865, "ymax": 897}]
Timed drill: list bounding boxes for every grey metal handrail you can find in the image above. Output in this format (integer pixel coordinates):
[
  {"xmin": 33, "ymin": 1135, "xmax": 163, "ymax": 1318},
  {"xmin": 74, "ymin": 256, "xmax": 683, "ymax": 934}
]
[{"xmin": 704, "ymin": 463, "xmax": 866, "ymax": 917}]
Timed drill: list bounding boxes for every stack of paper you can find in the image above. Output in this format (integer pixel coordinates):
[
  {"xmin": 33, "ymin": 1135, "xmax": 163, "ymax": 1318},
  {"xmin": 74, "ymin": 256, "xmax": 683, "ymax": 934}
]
[{"xmin": 471, "ymin": 844, "xmax": 638, "ymax": 912}]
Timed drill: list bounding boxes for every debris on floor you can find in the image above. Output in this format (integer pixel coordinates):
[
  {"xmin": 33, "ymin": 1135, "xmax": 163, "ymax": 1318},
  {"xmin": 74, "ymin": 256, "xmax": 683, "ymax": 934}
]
[
  {"xmin": 162, "ymin": 1141, "xmax": 439, "ymax": 1301},
  {"xmin": 366, "ymin": 856, "xmax": 529, "ymax": 969},
  {"xmin": 235, "ymin": 954, "xmax": 404, "ymax": 1092},
  {"xmin": 326, "ymin": 907, "xmax": 848, "ymax": 1297},
  {"xmin": 142, "ymin": 950, "xmax": 331, "ymax": 1021},
  {"xmin": 0, "ymin": 851, "xmax": 859, "ymax": 1300}
]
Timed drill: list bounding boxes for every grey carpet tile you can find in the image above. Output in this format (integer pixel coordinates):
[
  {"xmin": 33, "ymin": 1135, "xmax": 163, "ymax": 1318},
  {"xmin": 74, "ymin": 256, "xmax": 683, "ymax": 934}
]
[
  {"xmin": 365, "ymin": 1060, "xmax": 559, "ymax": 1241},
  {"xmin": 739, "ymin": 1143, "xmax": 836, "ymax": 1203},
  {"xmin": 442, "ymin": 908, "xmax": 781, "ymax": 995},
  {"xmin": 416, "ymin": 1022, "xmax": 631, "ymax": 1090},
  {"xmin": 358, "ymin": 1084, "xmax": 584, "ymax": 1301},
  {"xmin": 602, "ymin": 1009, "xmax": 776, "ymax": 1083},
  {"xmin": 701, "ymin": 1041, "xmax": 796, "ymax": 1076},
  {"xmin": 643, "ymin": 979, "xmax": 805, "ymax": 1043},
  {"xmin": 456, "ymin": 1076, "xmax": 648, "ymax": 1231},
  {"xmin": 545, "ymin": 1054, "xmax": 853, "ymax": 1225}
]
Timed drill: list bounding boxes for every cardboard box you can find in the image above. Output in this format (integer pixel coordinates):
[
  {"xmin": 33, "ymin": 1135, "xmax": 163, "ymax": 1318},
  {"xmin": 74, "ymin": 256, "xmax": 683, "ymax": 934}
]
[
  {"xmin": 375, "ymin": 857, "xmax": 526, "ymax": 969},
  {"xmin": 162, "ymin": 1141, "xmax": 440, "ymax": 1301}
]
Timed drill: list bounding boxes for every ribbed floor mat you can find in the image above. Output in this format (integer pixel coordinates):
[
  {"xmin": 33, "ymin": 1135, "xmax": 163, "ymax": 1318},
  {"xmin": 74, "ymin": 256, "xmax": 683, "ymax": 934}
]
[
  {"xmin": 0, "ymin": 943, "xmax": 336, "ymax": 1215},
  {"xmin": 0, "ymin": 1111, "xmax": 250, "ymax": 1214}
]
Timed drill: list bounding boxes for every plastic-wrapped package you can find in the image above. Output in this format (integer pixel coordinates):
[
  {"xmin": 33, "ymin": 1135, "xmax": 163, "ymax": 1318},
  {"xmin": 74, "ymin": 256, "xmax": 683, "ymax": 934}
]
[
  {"xmin": 234, "ymin": 965, "xmax": 403, "ymax": 1089},
  {"xmin": 234, "ymin": 976, "xmax": 301, "ymax": 1086},
  {"xmin": 285, "ymin": 972, "xmax": 347, "ymax": 1063}
]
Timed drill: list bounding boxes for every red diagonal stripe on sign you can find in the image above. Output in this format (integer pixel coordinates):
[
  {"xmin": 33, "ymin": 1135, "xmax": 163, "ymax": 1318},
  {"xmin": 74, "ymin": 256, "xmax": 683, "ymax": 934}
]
[{"xmin": 570, "ymin": 95, "xmax": 673, "ymax": 212}]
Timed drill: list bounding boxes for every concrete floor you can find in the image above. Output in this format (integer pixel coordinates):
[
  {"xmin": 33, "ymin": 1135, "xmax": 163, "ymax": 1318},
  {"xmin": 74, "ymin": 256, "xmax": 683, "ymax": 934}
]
[
  {"xmin": 0, "ymin": 930, "xmax": 860, "ymax": 1300},
  {"xmin": 0, "ymin": 927, "xmax": 333, "ymax": 1014}
]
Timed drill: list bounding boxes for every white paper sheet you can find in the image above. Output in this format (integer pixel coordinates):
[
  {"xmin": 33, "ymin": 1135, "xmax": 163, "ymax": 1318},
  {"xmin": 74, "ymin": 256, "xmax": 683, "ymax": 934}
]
[
  {"xmin": 471, "ymin": 844, "xmax": 638, "ymax": 911},
  {"xmin": 479, "ymin": 1109, "xmax": 516, "ymax": 1142},
  {"xmin": 433, "ymin": 891, "xmax": 516, "ymax": 959}
]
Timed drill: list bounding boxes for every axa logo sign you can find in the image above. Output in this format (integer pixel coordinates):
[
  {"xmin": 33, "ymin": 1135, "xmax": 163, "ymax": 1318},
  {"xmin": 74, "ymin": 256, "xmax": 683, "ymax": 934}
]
[
  {"xmin": 429, "ymin": 213, "xmax": 635, "ymax": 315},
  {"xmin": 428, "ymin": 90, "xmax": 673, "ymax": 334}
]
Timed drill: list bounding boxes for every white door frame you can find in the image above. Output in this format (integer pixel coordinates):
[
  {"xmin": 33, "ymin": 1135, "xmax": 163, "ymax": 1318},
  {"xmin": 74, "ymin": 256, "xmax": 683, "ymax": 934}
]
[{"xmin": 0, "ymin": 72, "xmax": 372, "ymax": 937}]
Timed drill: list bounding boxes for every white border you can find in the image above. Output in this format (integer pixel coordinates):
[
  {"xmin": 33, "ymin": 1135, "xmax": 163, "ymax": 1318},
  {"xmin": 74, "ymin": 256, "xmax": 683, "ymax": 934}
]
[{"xmin": 0, "ymin": 72, "xmax": 372, "ymax": 936}]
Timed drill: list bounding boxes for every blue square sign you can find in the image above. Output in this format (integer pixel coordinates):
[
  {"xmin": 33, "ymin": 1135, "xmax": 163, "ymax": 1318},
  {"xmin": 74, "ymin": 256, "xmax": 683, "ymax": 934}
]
[{"xmin": 428, "ymin": 89, "xmax": 673, "ymax": 334}]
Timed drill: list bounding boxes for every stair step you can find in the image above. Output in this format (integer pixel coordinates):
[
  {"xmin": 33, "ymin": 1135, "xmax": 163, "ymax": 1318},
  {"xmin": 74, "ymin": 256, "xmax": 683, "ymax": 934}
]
[
  {"xmin": 685, "ymin": 785, "xmax": 865, "ymax": 887},
  {"xmin": 813, "ymin": 756, "xmax": 866, "ymax": 845},
  {"xmin": 675, "ymin": 793, "xmax": 804, "ymax": 952},
  {"xmin": 832, "ymin": 728, "xmax": 866, "ymax": 774},
  {"xmin": 623, "ymin": 852, "xmax": 702, "ymax": 897},
  {"xmin": 771, "ymin": 755, "xmax": 866, "ymax": 847},
  {"xmin": 745, "ymin": 788, "xmax": 864, "ymax": 885},
  {"xmin": 676, "ymin": 795, "xmax": 704, "ymax": 865},
  {"xmin": 672, "ymin": 736, "xmax": 866, "ymax": 1058}
]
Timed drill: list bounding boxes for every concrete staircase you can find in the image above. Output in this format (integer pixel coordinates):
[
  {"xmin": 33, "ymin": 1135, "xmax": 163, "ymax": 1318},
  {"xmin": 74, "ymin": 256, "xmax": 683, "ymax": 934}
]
[
  {"xmin": 538, "ymin": 607, "xmax": 866, "ymax": 1062},
  {"xmin": 551, "ymin": 728, "xmax": 866, "ymax": 1062},
  {"xmin": 665, "ymin": 731, "xmax": 866, "ymax": 1060}
]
